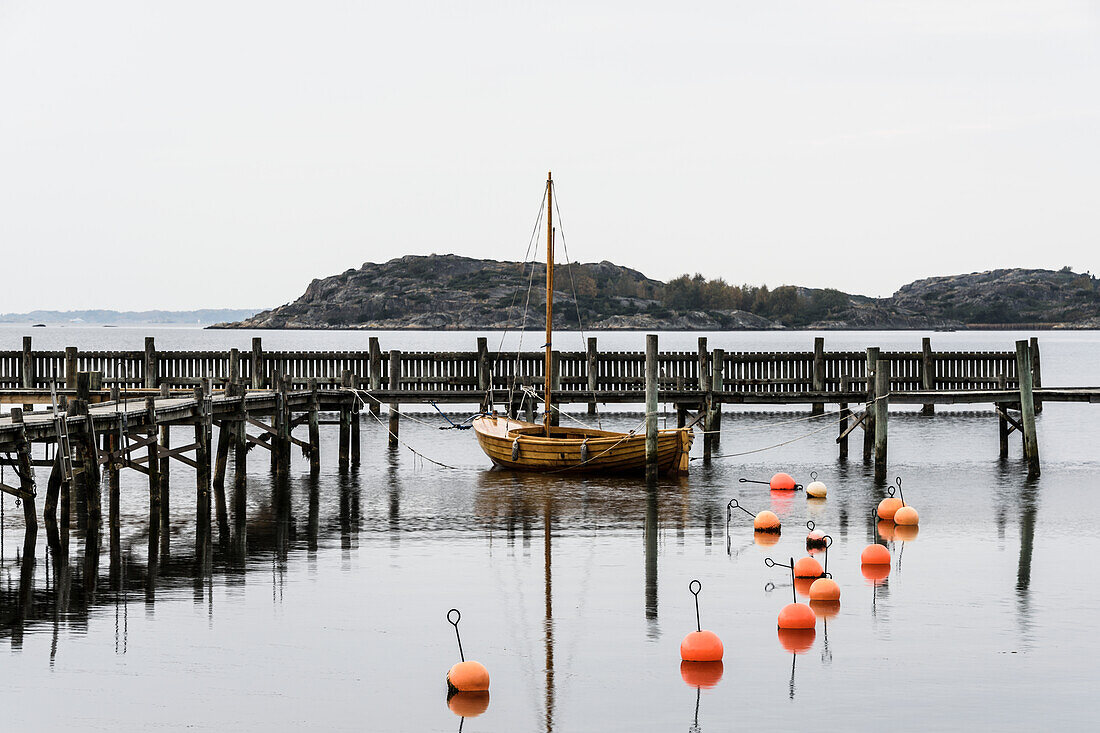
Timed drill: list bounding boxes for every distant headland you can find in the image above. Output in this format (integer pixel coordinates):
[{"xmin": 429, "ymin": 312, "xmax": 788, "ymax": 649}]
[{"xmin": 209, "ymin": 255, "xmax": 1100, "ymax": 331}]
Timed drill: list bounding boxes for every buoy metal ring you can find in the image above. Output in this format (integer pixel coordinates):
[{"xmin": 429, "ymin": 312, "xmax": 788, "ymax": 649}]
[
  {"xmin": 764, "ymin": 557, "xmax": 777, "ymax": 568},
  {"xmin": 806, "ymin": 520, "xmax": 815, "ymax": 531},
  {"xmin": 448, "ymin": 608, "xmax": 461, "ymax": 626},
  {"xmin": 689, "ymin": 579, "xmax": 702, "ymax": 596},
  {"xmin": 810, "ymin": 471, "xmax": 818, "ymax": 481}
]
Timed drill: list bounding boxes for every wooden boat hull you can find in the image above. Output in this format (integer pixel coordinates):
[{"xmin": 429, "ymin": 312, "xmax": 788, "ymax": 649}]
[{"xmin": 471, "ymin": 414, "xmax": 692, "ymax": 474}]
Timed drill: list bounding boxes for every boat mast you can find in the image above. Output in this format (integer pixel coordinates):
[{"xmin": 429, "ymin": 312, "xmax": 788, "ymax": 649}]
[{"xmin": 544, "ymin": 171, "xmax": 554, "ymax": 436}]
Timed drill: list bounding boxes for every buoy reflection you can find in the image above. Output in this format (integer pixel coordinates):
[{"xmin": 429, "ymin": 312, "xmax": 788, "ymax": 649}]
[{"xmin": 680, "ymin": 660, "xmax": 724, "ymax": 689}]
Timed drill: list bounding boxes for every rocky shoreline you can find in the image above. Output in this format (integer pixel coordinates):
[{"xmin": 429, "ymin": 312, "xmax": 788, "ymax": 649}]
[{"xmin": 212, "ymin": 255, "xmax": 1100, "ymax": 331}]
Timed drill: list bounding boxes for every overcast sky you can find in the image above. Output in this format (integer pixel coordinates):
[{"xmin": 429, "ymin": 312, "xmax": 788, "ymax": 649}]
[{"xmin": 2, "ymin": 1, "xmax": 1098, "ymax": 312}]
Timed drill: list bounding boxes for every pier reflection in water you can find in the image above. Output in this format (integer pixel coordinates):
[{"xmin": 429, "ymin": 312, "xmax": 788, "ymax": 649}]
[{"xmin": 0, "ymin": 404, "xmax": 1094, "ymax": 731}]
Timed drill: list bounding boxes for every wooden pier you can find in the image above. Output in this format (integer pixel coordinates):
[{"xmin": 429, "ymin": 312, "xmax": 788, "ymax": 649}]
[{"xmin": 0, "ymin": 334, "xmax": 1096, "ymax": 533}]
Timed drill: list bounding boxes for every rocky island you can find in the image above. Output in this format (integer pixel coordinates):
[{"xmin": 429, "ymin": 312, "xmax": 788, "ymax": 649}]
[{"xmin": 213, "ymin": 256, "xmax": 1100, "ymax": 330}]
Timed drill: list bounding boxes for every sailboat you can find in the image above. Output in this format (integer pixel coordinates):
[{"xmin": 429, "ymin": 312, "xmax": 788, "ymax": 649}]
[{"xmin": 471, "ymin": 173, "xmax": 693, "ymax": 475}]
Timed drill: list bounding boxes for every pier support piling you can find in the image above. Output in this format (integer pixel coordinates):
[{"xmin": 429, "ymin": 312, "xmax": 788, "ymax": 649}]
[
  {"xmin": 1015, "ymin": 340, "xmax": 1041, "ymax": 478},
  {"xmin": 863, "ymin": 347, "xmax": 879, "ymax": 462},
  {"xmin": 340, "ymin": 371, "xmax": 352, "ymax": 465},
  {"xmin": 308, "ymin": 379, "xmax": 321, "ymax": 473},
  {"xmin": 838, "ymin": 375, "xmax": 850, "ymax": 460},
  {"xmin": 645, "ymin": 334, "xmax": 658, "ymax": 472},
  {"xmin": 388, "ymin": 353, "xmax": 401, "ymax": 449},
  {"xmin": 587, "ymin": 337, "xmax": 598, "ymax": 415},
  {"xmin": 369, "ymin": 338, "xmax": 382, "ymax": 416},
  {"xmin": 710, "ymin": 349, "xmax": 724, "ymax": 447},
  {"xmin": 874, "ymin": 360, "xmax": 890, "ymax": 481},
  {"xmin": 920, "ymin": 337, "xmax": 935, "ymax": 415},
  {"xmin": 811, "ymin": 337, "xmax": 825, "ymax": 415}
]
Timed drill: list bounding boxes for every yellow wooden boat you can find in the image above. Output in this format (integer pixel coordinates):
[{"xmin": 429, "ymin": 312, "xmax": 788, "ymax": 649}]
[
  {"xmin": 472, "ymin": 414, "xmax": 692, "ymax": 474},
  {"xmin": 471, "ymin": 172, "xmax": 693, "ymax": 475}
]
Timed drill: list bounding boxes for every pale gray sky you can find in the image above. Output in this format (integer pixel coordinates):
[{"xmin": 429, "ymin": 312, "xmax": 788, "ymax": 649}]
[{"xmin": 2, "ymin": 1, "xmax": 1098, "ymax": 311}]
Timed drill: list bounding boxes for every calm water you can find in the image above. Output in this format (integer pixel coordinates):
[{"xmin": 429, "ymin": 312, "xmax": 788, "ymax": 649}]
[{"xmin": 1, "ymin": 327, "xmax": 1099, "ymax": 731}]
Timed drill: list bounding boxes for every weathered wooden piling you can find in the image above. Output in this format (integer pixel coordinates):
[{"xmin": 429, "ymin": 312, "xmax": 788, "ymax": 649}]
[
  {"xmin": 194, "ymin": 384, "xmax": 211, "ymax": 523},
  {"xmin": 1015, "ymin": 340, "xmax": 1040, "ymax": 478},
  {"xmin": 997, "ymin": 374, "xmax": 1010, "ymax": 458},
  {"xmin": 158, "ymin": 383, "xmax": 170, "ymax": 531},
  {"xmin": 811, "ymin": 337, "xmax": 825, "ymax": 415},
  {"xmin": 369, "ymin": 337, "xmax": 382, "ymax": 416},
  {"xmin": 75, "ymin": 373, "xmax": 102, "ymax": 524},
  {"xmin": 549, "ymin": 352, "xmax": 562, "ymax": 427},
  {"xmin": 339, "ymin": 370, "xmax": 352, "ymax": 465},
  {"xmin": 1029, "ymin": 336, "xmax": 1043, "ymax": 415},
  {"xmin": 586, "ymin": 337, "xmax": 598, "ymax": 415},
  {"xmin": 838, "ymin": 374, "xmax": 850, "ymax": 459},
  {"xmin": 388, "ymin": 352, "xmax": 401, "ymax": 449},
  {"xmin": 144, "ymin": 337, "xmax": 158, "ymax": 388},
  {"xmin": 920, "ymin": 337, "xmax": 935, "ymax": 415},
  {"xmin": 350, "ymin": 373, "xmax": 361, "ymax": 465},
  {"xmin": 21, "ymin": 336, "xmax": 34, "ymax": 411},
  {"xmin": 145, "ymin": 396, "xmax": 161, "ymax": 517},
  {"xmin": 863, "ymin": 347, "xmax": 879, "ymax": 462},
  {"xmin": 873, "ymin": 359, "xmax": 890, "ymax": 481},
  {"xmin": 645, "ymin": 334, "xmax": 658, "ymax": 471},
  {"xmin": 308, "ymin": 378, "xmax": 321, "ymax": 472},
  {"xmin": 10, "ymin": 408, "xmax": 38, "ymax": 533},
  {"xmin": 710, "ymin": 348, "xmax": 724, "ymax": 447},
  {"xmin": 65, "ymin": 347, "xmax": 78, "ymax": 388},
  {"xmin": 251, "ymin": 337, "xmax": 264, "ymax": 389}
]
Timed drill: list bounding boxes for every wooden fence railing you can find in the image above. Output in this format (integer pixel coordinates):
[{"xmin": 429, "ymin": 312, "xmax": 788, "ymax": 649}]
[{"xmin": 0, "ymin": 335, "xmax": 1040, "ymax": 398}]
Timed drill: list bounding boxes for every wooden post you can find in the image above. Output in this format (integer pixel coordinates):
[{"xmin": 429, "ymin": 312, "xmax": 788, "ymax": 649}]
[
  {"xmin": 308, "ymin": 378, "xmax": 321, "ymax": 473},
  {"xmin": 340, "ymin": 370, "xmax": 352, "ymax": 465},
  {"xmin": 158, "ymin": 383, "xmax": 170, "ymax": 531},
  {"xmin": 369, "ymin": 337, "xmax": 382, "ymax": 416},
  {"xmin": 194, "ymin": 384, "xmax": 211, "ymax": 524},
  {"xmin": 21, "ymin": 336, "xmax": 34, "ymax": 411},
  {"xmin": 11, "ymin": 410, "xmax": 38, "ymax": 533},
  {"xmin": 864, "ymin": 347, "xmax": 879, "ymax": 462},
  {"xmin": 1015, "ymin": 340, "xmax": 1040, "ymax": 478},
  {"xmin": 65, "ymin": 347, "xmax": 78, "ymax": 389},
  {"xmin": 920, "ymin": 337, "xmax": 935, "ymax": 415},
  {"xmin": 874, "ymin": 359, "xmax": 890, "ymax": 481},
  {"xmin": 997, "ymin": 374, "xmax": 1010, "ymax": 458},
  {"xmin": 645, "ymin": 334, "xmax": 659, "ymax": 471},
  {"xmin": 350, "ymin": 372, "xmax": 361, "ymax": 465},
  {"xmin": 70, "ymin": 397, "xmax": 101, "ymax": 524},
  {"xmin": 233, "ymin": 377, "xmax": 248, "ymax": 488},
  {"xmin": 697, "ymin": 338, "xmax": 709, "ymax": 392},
  {"xmin": 388, "ymin": 352, "xmax": 401, "ymax": 449},
  {"xmin": 144, "ymin": 337, "xmax": 157, "ymax": 388},
  {"xmin": 549, "ymin": 351, "xmax": 561, "ymax": 427},
  {"xmin": 251, "ymin": 337, "xmax": 264, "ymax": 389},
  {"xmin": 811, "ymin": 336, "xmax": 825, "ymax": 415},
  {"xmin": 277, "ymin": 374, "xmax": 291, "ymax": 478},
  {"xmin": 677, "ymin": 405, "xmax": 687, "ymax": 428},
  {"xmin": 212, "ymin": 396, "xmax": 232, "ymax": 531},
  {"xmin": 1029, "ymin": 336, "xmax": 1043, "ymax": 415},
  {"xmin": 710, "ymin": 348, "xmax": 724, "ymax": 447},
  {"xmin": 838, "ymin": 374, "xmax": 850, "ymax": 460},
  {"xmin": 108, "ymin": 428, "xmax": 120, "ymax": 531},
  {"xmin": 229, "ymin": 348, "xmax": 240, "ymax": 386},
  {"xmin": 145, "ymin": 396, "xmax": 161, "ymax": 518},
  {"xmin": 587, "ymin": 337, "xmax": 598, "ymax": 415}
]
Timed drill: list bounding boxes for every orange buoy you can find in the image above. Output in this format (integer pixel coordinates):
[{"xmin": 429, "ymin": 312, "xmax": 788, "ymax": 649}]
[
  {"xmin": 808, "ymin": 577, "xmax": 841, "ymax": 602},
  {"xmin": 877, "ymin": 497, "xmax": 903, "ymax": 520},
  {"xmin": 778, "ymin": 627, "xmax": 816, "ymax": 653},
  {"xmin": 447, "ymin": 661, "xmax": 490, "ymax": 693},
  {"xmin": 894, "ymin": 505, "xmax": 919, "ymax": 525},
  {"xmin": 778, "ymin": 602, "xmax": 816, "ymax": 629},
  {"xmin": 861, "ymin": 563, "xmax": 890, "ymax": 583},
  {"xmin": 793, "ymin": 556, "xmax": 824, "ymax": 579},
  {"xmin": 754, "ymin": 510, "xmax": 781, "ymax": 533},
  {"xmin": 447, "ymin": 690, "xmax": 490, "ymax": 718},
  {"xmin": 680, "ymin": 660, "xmax": 724, "ymax": 689},
  {"xmin": 681, "ymin": 580, "xmax": 723, "ymax": 661},
  {"xmin": 808, "ymin": 599, "xmax": 841, "ymax": 619},
  {"xmin": 446, "ymin": 609, "xmax": 489, "ymax": 693},
  {"xmin": 895, "ymin": 523, "xmax": 920, "ymax": 541},
  {"xmin": 860, "ymin": 543, "xmax": 890, "ymax": 565},
  {"xmin": 770, "ymin": 472, "xmax": 798, "ymax": 491},
  {"xmin": 681, "ymin": 630, "xmax": 724, "ymax": 662}
]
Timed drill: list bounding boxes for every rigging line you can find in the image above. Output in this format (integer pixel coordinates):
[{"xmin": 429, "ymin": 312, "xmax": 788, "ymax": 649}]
[
  {"xmin": 504, "ymin": 203, "xmax": 546, "ymax": 401},
  {"xmin": 348, "ymin": 388, "xmax": 473, "ymax": 431},
  {"xmin": 494, "ymin": 187, "xmax": 548, "ymax": 360},
  {"xmin": 550, "ymin": 181, "xmax": 601, "ymax": 430},
  {"xmin": 348, "ymin": 391, "xmax": 466, "ymax": 470},
  {"xmin": 693, "ymin": 393, "xmax": 888, "ymax": 434}
]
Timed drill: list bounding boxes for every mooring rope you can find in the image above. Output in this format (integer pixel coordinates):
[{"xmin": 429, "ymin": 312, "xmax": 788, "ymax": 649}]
[
  {"xmin": 693, "ymin": 395, "xmax": 886, "ymax": 461},
  {"xmin": 348, "ymin": 390, "xmax": 464, "ymax": 470}
]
